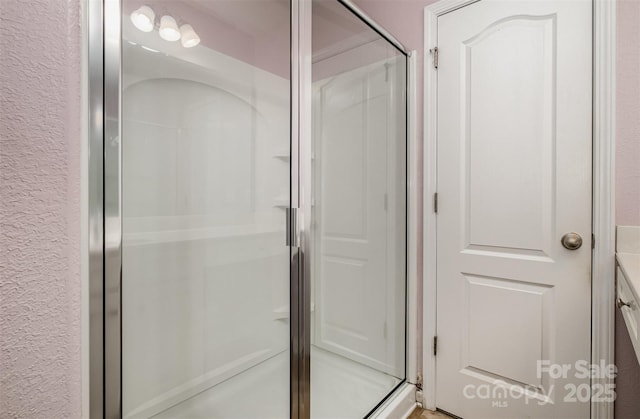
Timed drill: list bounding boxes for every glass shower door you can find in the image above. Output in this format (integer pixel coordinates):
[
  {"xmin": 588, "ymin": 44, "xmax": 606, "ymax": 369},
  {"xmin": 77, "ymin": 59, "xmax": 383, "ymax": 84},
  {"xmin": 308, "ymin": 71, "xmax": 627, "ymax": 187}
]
[
  {"xmin": 309, "ymin": 1, "xmax": 408, "ymax": 417},
  {"xmin": 119, "ymin": 1, "xmax": 292, "ymax": 417}
]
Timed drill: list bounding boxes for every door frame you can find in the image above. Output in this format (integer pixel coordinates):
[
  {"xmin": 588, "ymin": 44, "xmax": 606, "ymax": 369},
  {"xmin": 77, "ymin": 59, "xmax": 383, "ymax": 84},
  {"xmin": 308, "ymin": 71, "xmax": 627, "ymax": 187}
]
[{"xmin": 421, "ymin": 1, "xmax": 617, "ymax": 418}]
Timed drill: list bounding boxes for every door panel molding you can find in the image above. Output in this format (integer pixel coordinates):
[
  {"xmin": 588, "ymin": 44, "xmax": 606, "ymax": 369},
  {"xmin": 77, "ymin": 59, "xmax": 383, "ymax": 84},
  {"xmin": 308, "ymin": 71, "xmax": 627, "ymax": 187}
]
[{"xmin": 423, "ymin": 1, "xmax": 616, "ymax": 418}]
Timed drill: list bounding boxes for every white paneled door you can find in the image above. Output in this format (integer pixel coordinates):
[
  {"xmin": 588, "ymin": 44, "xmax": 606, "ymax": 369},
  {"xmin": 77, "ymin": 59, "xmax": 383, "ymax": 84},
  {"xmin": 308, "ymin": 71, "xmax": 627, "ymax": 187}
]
[{"xmin": 435, "ymin": 0, "xmax": 592, "ymax": 417}]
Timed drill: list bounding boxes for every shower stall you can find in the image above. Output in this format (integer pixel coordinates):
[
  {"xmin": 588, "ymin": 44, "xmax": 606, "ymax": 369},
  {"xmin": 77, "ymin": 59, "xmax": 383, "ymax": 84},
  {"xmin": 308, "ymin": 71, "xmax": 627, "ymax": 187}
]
[{"xmin": 88, "ymin": 0, "xmax": 413, "ymax": 417}]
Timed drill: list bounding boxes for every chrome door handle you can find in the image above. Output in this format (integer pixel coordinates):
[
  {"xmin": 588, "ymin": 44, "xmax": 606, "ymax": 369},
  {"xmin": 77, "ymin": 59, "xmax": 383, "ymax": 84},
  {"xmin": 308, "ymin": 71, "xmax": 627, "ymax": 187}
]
[
  {"xmin": 286, "ymin": 207, "xmax": 298, "ymax": 247},
  {"xmin": 561, "ymin": 232, "xmax": 583, "ymax": 250},
  {"xmin": 617, "ymin": 298, "xmax": 632, "ymax": 309}
]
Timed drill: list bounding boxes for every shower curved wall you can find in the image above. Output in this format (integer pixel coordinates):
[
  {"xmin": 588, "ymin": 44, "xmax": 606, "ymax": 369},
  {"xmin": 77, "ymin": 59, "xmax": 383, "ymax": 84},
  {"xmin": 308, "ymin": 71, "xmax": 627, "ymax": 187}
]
[
  {"xmin": 88, "ymin": 1, "xmax": 411, "ymax": 418},
  {"xmin": 121, "ymin": 73, "xmax": 290, "ymax": 419}
]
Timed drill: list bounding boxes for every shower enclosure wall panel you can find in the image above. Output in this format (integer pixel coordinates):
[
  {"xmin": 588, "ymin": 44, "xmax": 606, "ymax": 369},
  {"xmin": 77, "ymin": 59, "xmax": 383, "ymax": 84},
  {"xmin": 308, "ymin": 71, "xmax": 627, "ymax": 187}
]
[{"xmin": 120, "ymin": 23, "xmax": 291, "ymax": 418}]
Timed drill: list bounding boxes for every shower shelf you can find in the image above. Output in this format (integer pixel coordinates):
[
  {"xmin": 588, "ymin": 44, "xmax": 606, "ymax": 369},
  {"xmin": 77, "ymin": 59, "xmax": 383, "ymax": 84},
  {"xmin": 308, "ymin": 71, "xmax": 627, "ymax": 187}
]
[
  {"xmin": 273, "ymin": 306, "xmax": 289, "ymax": 321},
  {"xmin": 273, "ymin": 198, "xmax": 289, "ymax": 208},
  {"xmin": 122, "ymin": 225, "xmax": 284, "ymax": 245},
  {"xmin": 272, "ymin": 152, "xmax": 290, "ymax": 161},
  {"xmin": 273, "ymin": 303, "xmax": 315, "ymax": 321}
]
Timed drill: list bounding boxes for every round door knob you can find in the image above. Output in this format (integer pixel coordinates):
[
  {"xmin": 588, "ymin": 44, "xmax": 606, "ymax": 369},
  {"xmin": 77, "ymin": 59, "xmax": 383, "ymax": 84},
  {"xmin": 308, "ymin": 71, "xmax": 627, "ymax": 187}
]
[{"xmin": 561, "ymin": 232, "xmax": 583, "ymax": 250}]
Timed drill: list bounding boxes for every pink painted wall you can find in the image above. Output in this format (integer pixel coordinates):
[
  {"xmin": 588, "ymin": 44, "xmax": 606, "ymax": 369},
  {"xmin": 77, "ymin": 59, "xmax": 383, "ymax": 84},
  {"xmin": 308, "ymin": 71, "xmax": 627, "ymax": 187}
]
[
  {"xmin": 614, "ymin": 2, "xmax": 640, "ymax": 418},
  {"xmin": 616, "ymin": 0, "xmax": 640, "ymax": 226},
  {"xmin": 0, "ymin": 0, "xmax": 83, "ymax": 417}
]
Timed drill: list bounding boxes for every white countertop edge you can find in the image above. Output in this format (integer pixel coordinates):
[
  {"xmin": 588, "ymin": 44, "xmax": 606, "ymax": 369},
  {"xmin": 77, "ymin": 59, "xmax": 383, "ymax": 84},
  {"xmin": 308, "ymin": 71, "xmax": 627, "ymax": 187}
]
[{"xmin": 617, "ymin": 252, "xmax": 640, "ymax": 303}]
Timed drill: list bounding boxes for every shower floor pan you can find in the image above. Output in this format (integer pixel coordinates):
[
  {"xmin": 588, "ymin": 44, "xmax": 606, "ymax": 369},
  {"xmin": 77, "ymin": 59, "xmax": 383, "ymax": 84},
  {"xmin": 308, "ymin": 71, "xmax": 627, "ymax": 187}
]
[{"xmin": 152, "ymin": 347, "xmax": 401, "ymax": 419}]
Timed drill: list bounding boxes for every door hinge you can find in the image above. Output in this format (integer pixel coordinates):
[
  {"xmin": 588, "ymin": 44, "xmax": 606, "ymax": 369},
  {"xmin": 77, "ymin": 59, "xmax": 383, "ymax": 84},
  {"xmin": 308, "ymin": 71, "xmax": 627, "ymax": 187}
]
[
  {"xmin": 433, "ymin": 336, "xmax": 438, "ymax": 356},
  {"xmin": 431, "ymin": 47, "xmax": 439, "ymax": 69},
  {"xmin": 434, "ymin": 193, "xmax": 439, "ymax": 214},
  {"xmin": 592, "ymin": 233, "xmax": 596, "ymax": 249}
]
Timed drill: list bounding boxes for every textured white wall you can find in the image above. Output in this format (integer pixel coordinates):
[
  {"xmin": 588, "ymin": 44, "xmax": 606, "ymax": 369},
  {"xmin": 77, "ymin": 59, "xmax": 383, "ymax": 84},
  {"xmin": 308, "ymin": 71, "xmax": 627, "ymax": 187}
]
[{"xmin": 0, "ymin": 0, "xmax": 83, "ymax": 417}]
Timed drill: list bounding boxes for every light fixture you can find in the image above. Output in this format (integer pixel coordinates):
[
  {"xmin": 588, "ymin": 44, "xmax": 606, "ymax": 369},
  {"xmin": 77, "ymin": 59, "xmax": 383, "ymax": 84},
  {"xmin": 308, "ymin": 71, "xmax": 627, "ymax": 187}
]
[
  {"xmin": 130, "ymin": 6, "xmax": 155, "ymax": 32},
  {"xmin": 180, "ymin": 24, "xmax": 200, "ymax": 48},
  {"xmin": 130, "ymin": 9, "xmax": 198, "ymax": 49},
  {"xmin": 159, "ymin": 15, "xmax": 181, "ymax": 42}
]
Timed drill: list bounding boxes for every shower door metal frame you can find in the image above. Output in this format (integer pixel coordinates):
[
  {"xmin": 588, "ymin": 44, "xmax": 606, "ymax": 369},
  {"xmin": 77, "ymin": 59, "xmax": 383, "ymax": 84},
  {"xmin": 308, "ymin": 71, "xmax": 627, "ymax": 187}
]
[
  {"xmin": 292, "ymin": 0, "xmax": 311, "ymax": 417},
  {"xmin": 88, "ymin": 0, "xmax": 412, "ymax": 417},
  {"xmin": 89, "ymin": 0, "xmax": 307, "ymax": 417},
  {"xmin": 88, "ymin": 0, "xmax": 123, "ymax": 417}
]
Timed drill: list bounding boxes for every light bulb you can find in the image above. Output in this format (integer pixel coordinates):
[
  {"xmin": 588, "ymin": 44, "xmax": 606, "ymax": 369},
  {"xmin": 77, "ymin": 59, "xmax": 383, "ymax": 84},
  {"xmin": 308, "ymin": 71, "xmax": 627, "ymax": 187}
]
[
  {"xmin": 159, "ymin": 15, "xmax": 181, "ymax": 42},
  {"xmin": 130, "ymin": 6, "xmax": 155, "ymax": 32},
  {"xmin": 180, "ymin": 24, "xmax": 200, "ymax": 48}
]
